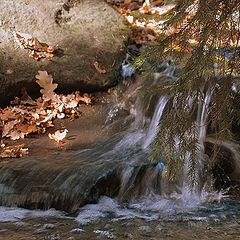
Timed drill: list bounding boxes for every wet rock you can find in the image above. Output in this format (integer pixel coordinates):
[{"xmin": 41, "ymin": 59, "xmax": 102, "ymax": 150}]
[
  {"xmin": 70, "ymin": 228, "xmax": 85, "ymax": 234},
  {"xmin": 43, "ymin": 223, "xmax": 55, "ymax": 230},
  {"xmin": 0, "ymin": 0, "xmax": 130, "ymax": 105},
  {"xmin": 0, "ymin": 104, "xmax": 124, "ymax": 213}
]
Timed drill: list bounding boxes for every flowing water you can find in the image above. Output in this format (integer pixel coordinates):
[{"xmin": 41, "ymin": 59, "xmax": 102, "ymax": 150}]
[{"xmin": 0, "ymin": 63, "xmax": 240, "ymax": 239}]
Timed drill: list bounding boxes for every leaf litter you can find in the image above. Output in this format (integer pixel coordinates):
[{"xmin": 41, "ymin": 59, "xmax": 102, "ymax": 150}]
[
  {"xmin": 14, "ymin": 32, "xmax": 59, "ymax": 61},
  {"xmin": 0, "ymin": 71, "xmax": 91, "ymax": 158},
  {"xmin": 107, "ymin": 0, "xmax": 176, "ymax": 44}
]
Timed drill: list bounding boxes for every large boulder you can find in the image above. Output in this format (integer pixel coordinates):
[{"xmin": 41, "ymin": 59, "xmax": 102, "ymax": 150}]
[{"xmin": 0, "ymin": 0, "xmax": 130, "ymax": 105}]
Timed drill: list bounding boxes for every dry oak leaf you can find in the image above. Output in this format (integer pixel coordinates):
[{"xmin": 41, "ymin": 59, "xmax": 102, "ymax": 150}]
[
  {"xmin": 17, "ymin": 124, "xmax": 39, "ymax": 135},
  {"xmin": 36, "ymin": 71, "xmax": 58, "ymax": 100},
  {"xmin": 48, "ymin": 129, "xmax": 68, "ymax": 143},
  {"xmin": 0, "ymin": 108, "xmax": 18, "ymax": 121},
  {"xmin": 2, "ymin": 120, "xmax": 20, "ymax": 138},
  {"xmin": 6, "ymin": 130, "xmax": 26, "ymax": 141},
  {"xmin": 76, "ymin": 92, "xmax": 91, "ymax": 105}
]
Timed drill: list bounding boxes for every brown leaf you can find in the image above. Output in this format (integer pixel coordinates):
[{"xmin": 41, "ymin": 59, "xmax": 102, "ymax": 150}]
[
  {"xmin": 36, "ymin": 71, "xmax": 58, "ymax": 100},
  {"xmin": 7, "ymin": 130, "xmax": 26, "ymax": 140},
  {"xmin": 0, "ymin": 108, "xmax": 18, "ymax": 121},
  {"xmin": 17, "ymin": 124, "xmax": 38, "ymax": 135},
  {"xmin": 2, "ymin": 120, "xmax": 20, "ymax": 138},
  {"xmin": 94, "ymin": 61, "xmax": 107, "ymax": 74},
  {"xmin": 76, "ymin": 92, "xmax": 91, "ymax": 105},
  {"xmin": 48, "ymin": 129, "xmax": 68, "ymax": 143},
  {"xmin": 15, "ymin": 32, "xmax": 59, "ymax": 61}
]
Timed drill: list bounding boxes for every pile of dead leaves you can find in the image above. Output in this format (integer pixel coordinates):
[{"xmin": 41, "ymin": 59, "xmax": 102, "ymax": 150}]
[
  {"xmin": 0, "ymin": 71, "xmax": 91, "ymax": 158},
  {"xmin": 15, "ymin": 32, "xmax": 59, "ymax": 61},
  {"xmin": 107, "ymin": 0, "xmax": 175, "ymax": 44}
]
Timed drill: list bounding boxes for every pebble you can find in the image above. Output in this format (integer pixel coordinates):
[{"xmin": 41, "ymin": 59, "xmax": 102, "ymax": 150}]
[
  {"xmin": 43, "ymin": 223, "xmax": 55, "ymax": 230},
  {"xmin": 70, "ymin": 228, "xmax": 85, "ymax": 234}
]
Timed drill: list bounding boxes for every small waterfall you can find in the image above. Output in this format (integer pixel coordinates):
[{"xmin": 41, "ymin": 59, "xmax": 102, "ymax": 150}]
[
  {"xmin": 0, "ymin": 56, "xmax": 229, "ymax": 219},
  {"xmin": 198, "ymin": 87, "xmax": 214, "ymax": 157},
  {"xmin": 191, "ymin": 87, "xmax": 215, "ymax": 193},
  {"xmin": 109, "ymin": 61, "xmax": 220, "ymax": 203},
  {"xmin": 142, "ymin": 96, "xmax": 168, "ymax": 149}
]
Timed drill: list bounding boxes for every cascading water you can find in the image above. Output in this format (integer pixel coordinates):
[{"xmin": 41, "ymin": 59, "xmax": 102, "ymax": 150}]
[
  {"xmin": 0, "ymin": 59, "xmax": 239, "ymax": 235},
  {"xmin": 142, "ymin": 96, "xmax": 168, "ymax": 150},
  {"xmin": 75, "ymin": 66, "xmax": 229, "ymax": 224},
  {"xmin": 94, "ymin": 62, "xmax": 222, "ymax": 210}
]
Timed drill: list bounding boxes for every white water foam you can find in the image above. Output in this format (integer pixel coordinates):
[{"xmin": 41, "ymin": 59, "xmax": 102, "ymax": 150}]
[
  {"xmin": 76, "ymin": 190, "xmax": 225, "ymax": 225},
  {"xmin": 0, "ymin": 207, "xmax": 63, "ymax": 222}
]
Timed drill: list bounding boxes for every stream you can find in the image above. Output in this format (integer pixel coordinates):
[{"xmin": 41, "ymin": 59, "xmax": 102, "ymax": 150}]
[{"xmin": 0, "ymin": 62, "xmax": 240, "ymax": 239}]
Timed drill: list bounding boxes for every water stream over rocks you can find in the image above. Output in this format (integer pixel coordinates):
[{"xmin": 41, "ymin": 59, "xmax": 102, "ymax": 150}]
[{"xmin": 0, "ymin": 62, "xmax": 240, "ymax": 239}]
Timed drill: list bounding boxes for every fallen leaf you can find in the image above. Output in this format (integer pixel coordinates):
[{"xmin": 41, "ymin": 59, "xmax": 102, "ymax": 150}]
[
  {"xmin": 15, "ymin": 32, "xmax": 59, "ymax": 61},
  {"xmin": 94, "ymin": 61, "xmax": 107, "ymax": 74},
  {"xmin": 36, "ymin": 71, "xmax": 58, "ymax": 100},
  {"xmin": 2, "ymin": 120, "xmax": 20, "ymax": 138},
  {"xmin": 76, "ymin": 92, "xmax": 91, "ymax": 105},
  {"xmin": 7, "ymin": 130, "xmax": 26, "ymax": 140},
  {"xmin": 48, "ymin": 129, "xmax": 68, "ymax": 143},
  {"xmin": 0, "ymin": 108, "xmax": 18, "ymax": 121}
]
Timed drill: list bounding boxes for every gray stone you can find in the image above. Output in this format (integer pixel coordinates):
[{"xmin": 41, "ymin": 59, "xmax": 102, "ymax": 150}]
[{"xmin": 0, "ymin": 0, "xmax": 130, "ymax": 105}]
